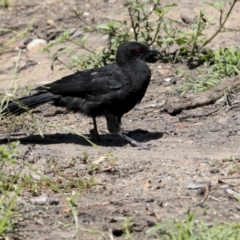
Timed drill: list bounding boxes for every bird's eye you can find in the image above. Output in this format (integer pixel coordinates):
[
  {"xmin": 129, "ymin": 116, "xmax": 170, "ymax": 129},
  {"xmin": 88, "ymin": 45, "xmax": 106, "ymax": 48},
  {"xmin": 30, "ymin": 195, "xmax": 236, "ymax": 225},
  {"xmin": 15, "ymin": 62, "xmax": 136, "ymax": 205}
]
[{"xmin": 136, "ymin": 47, "xmax": 142, "ymax": 53}]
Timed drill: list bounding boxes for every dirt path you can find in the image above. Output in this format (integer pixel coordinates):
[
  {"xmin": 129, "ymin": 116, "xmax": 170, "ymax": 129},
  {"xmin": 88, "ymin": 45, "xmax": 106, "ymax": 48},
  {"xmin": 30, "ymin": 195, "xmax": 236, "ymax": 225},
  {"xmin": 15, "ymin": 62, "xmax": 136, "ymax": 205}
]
[{"xmin": 1, "ymin": 1, "xmax": 240, "ymax": 239}]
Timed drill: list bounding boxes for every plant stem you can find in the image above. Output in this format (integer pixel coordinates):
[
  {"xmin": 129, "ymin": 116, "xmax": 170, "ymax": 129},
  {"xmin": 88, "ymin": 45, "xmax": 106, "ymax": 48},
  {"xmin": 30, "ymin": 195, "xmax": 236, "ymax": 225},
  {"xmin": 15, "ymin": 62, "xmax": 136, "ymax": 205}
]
[
  {"xmin": 198, "ymin": 0, "xmax": 237, "ymax": 51},
  {"xmin": 128, "ymin": 7, "xmax": 138, "ymax": 41},
  {"xmin": 1, "ymin": 0, "xmax": 9, "ymax": 8}
]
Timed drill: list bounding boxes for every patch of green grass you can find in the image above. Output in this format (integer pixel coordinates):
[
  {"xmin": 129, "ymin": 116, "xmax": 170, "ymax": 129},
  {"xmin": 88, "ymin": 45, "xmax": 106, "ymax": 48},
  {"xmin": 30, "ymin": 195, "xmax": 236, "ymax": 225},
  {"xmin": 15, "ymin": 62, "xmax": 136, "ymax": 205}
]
[
  {"xmin": 20, "ymin": 158, "xmax": 97, "ymax": 195},
  {"xmin": 0, "ymin": 0, "xmax": 9, "ymax": 8},
  {"xmin": 122, "ymin": 217, "xmax": 134, "ymax": 240},
  {"xmin": 146, "ymin": 213, "xmax": 240, "ymax": 240},
  {"xmin": 177, "ymin": 47, "xmax": 240, "ymax": 93},
  {"xmin": 212, "ymin": 48, "xmax": 240, "ymax": 77},
  {"xmin": 0, "ymin": 141, "xmax": 22, "ymax": 236},
  {"xmin": 0, "ymin": 140, "xmax": 98, "ymax": 237}
]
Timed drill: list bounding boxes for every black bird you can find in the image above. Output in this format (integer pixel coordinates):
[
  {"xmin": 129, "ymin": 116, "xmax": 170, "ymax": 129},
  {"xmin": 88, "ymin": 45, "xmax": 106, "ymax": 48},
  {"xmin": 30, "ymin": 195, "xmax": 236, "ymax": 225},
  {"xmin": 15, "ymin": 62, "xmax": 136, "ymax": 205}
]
[{"xmin": 2, "ymin": 41, "xmax": 159, "ymax": 147}]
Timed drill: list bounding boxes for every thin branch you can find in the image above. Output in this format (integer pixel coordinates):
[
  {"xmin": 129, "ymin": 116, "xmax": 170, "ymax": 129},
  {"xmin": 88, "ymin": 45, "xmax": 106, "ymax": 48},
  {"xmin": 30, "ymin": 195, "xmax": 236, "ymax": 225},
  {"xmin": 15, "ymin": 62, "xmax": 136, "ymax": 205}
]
[
  {"xmin": 73, "ymin": 10, "xmax": 104, "ymax": 34},
  {"xmin": 191, "ymin": 13, "xmax": 203, "ymax": 55},
  {"xmin": 149, "ymin": 19, "xmax": 162, "ymax": 46},
  {"xmin": 128, "ymin": 7, "xmax": 138, "ymax": 41},
  {"xmin": 198, "ymin": 0, "xmax": 237, "ymax": 51},
  {"xmin": 68, "ymin": 39, "xmax": 96, "ymax": 54}
]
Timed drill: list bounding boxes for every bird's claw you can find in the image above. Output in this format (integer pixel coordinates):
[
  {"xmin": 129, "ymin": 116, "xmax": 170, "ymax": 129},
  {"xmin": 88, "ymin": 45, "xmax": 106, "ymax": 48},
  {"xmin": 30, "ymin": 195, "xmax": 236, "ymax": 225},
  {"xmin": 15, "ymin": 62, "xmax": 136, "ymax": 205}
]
[
  {"xmin": 137, "ymin": 143, "xmax": 154, "ymax": 150},
  {"xmin": 118, "ymin": 132, "xmax": 153, "ymax": 150},
  {"xmin": 128, "ymin": 139, "xmax": 140, "ymax": 147},
  {"xmin": 129, "ymin": 140, "xmax": 154, "ymax": 150},
  {"xmin": 89, "ymin": 128, "xmax": 100, "ymax": 142}
]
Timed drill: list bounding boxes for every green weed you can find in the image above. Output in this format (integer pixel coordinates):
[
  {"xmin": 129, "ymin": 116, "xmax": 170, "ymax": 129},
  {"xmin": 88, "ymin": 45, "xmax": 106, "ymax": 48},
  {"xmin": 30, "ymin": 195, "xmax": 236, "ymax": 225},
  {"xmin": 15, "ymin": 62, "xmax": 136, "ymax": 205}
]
[
  {"xmin": 146, "ymin": 213, "xmax": 240, "ymax": 240},
  {"xmin": 43, "ymin": 0, "xmax": 240, "ymax": 96},
  {"xmin": 0, "ymin": 141, "xmax": 21, "ymax": 235},
  {"xmin": 0, "ymin": 0, "xmax": 9, "ymax": 8},
  {"xmin": 0, "ymin": 22, "xmax": 33, "ymax": 54}
]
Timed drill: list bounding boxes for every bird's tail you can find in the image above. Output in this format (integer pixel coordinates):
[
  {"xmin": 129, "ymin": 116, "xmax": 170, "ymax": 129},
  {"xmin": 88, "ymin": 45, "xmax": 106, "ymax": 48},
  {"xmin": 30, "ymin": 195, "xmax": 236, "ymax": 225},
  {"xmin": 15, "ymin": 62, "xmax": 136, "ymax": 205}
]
[{"xmin": 1, "ymin": 92, "xmax": 57, "ymax": 116}]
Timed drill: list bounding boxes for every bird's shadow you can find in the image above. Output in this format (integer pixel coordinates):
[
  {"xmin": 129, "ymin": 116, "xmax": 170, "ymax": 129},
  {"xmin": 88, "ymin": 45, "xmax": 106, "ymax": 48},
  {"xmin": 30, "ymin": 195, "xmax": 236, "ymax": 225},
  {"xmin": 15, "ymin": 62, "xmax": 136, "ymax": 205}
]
[{"xmin": 0, "ymin": 129, "xmax": 163, "ymax": 147}]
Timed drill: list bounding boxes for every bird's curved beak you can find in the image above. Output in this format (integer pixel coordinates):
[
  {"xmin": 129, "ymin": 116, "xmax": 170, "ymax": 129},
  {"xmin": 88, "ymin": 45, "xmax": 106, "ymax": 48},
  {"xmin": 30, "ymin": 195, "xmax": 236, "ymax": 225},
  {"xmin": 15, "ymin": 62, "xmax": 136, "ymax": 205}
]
[
  {"xmin": 149, "ymin": 46, "xmax": 160, "ymax": 54},
  {"xmin": 144, "ymin": 46, "xmax": 160, "ymax": 63}
]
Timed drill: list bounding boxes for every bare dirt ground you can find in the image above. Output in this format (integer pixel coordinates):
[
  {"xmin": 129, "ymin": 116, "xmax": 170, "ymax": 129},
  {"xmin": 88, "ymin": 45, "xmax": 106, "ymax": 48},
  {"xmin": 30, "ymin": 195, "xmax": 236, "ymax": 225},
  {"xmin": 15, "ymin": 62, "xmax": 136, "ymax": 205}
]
[{"xmin": 1, "ymin": 0, "xmax": 240, "ymax": 239}]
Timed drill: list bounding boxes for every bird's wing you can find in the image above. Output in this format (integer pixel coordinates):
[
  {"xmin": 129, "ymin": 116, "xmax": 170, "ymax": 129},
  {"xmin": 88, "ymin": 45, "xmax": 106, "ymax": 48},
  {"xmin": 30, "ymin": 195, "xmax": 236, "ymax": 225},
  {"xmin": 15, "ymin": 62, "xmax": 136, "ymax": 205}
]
[{"xmin": 38, "ymin": 63, "xmax": 130, "ymax": 98}]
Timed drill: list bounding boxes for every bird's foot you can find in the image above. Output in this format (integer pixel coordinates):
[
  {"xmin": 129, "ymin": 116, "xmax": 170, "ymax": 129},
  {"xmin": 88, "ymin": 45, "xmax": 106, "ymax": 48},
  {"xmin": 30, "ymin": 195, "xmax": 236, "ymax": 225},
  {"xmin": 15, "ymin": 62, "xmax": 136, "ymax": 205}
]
[
  {"xmin": 118, "ymin": 132, "xmax": 152, "ymax": 150},
  {"xmin": 129, "ymin": 140, "xmax": 153, "ymax": 150},
  {"xmin": 137, "ymin": 143, "xmax": 154, "ymax": 150},
  {"xmin": 89, "ymin": 128, "xmax": 100, "ymax": 142},
  {"xmin": 88, "ymin": 130, "xmax": 154, "ymax": 149}
]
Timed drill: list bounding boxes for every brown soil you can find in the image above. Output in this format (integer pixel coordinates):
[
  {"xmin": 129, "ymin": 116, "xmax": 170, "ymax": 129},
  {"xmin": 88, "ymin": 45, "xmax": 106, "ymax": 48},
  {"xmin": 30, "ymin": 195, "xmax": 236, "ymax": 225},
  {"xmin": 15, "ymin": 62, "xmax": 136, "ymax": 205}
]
[{"xmin": 1, "ymin": 1, "xmax": 240, "ymax": 239}]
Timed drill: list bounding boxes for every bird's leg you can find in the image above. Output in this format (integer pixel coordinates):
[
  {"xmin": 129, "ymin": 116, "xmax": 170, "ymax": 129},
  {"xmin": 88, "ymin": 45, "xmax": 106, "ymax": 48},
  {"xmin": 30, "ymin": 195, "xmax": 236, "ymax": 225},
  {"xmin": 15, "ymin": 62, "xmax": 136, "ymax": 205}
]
[
  {"xmin": 118, "ymin": 132, "xmax": 141, "ymax": 147},
  {"xmin": 106, "ymin": 114, "xmax": 143, "ymax": 147},
  {"xmin": 90, "ymin": 117, "xmax": 100, "ymax": 141}
]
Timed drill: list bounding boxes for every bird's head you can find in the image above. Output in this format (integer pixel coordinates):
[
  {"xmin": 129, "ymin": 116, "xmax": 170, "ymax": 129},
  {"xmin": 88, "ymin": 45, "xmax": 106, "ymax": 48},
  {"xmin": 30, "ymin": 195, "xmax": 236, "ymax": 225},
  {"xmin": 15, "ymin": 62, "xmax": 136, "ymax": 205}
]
[{"xmin": 116, "ymin": 41, "xmax": 160, "ymax": 65}]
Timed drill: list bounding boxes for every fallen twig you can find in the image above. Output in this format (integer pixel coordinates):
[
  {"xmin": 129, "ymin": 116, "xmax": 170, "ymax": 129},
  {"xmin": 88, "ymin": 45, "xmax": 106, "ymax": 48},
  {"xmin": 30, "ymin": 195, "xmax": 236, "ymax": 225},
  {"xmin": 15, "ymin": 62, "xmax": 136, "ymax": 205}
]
[
  {"xmin": 194, "ymin": 182, "xmax": 211, "ymax": 207},
  {"xmin": 179, "ymin": 108, "xmax": 219, "ymax": 121},
  {"xmin": 164, "ymin": 75, "xmax": 240, "ymax": 114}
]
